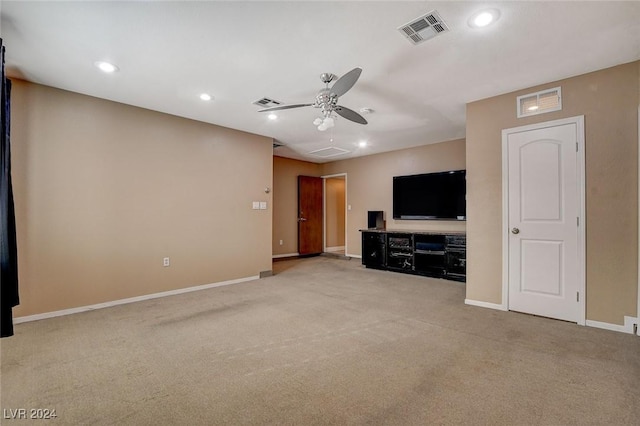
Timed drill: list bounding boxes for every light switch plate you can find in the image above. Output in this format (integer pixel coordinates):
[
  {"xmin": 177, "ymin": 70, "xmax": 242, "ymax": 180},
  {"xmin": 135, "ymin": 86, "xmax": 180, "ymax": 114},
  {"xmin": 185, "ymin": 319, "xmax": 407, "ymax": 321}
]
[
  {"xmin": 252, "ymin": 201, "xmax": 260, "ymax": 210},
  {"xmin": 259, "ymin": 201, "xmax": 267, "ymax": 210}
]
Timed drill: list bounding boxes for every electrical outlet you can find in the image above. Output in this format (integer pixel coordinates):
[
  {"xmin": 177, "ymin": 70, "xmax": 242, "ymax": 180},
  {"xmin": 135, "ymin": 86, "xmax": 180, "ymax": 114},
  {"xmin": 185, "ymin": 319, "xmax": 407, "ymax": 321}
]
[
  {"xmin": 279, "ymin": 240, "xmax": 283, "ymax": 245},
  {"xmin": 163, "ymin": 257, "xmax": 170, "ymax": 267}
]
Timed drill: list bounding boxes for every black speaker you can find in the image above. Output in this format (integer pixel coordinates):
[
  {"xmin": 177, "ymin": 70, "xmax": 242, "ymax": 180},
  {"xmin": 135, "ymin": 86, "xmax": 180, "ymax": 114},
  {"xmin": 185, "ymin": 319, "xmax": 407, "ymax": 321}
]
[{"xmin": 367, "ymin": 211, "xmax": 384, "ymax": 229}]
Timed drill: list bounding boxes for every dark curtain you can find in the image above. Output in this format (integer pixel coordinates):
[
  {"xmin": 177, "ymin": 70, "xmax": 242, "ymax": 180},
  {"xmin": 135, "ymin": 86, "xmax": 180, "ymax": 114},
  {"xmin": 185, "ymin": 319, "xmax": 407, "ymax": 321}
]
[{"xmin": 1, "ymin": 38, "xmax": 19, "ymax": 338}]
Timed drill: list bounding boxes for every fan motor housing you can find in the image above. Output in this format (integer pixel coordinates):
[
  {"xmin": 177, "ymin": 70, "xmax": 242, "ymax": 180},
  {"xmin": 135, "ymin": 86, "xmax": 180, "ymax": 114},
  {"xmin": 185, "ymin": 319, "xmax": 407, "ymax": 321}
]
[{"xmin": 315, "ymin": 89, "xmax": 338, "ymax": 112}]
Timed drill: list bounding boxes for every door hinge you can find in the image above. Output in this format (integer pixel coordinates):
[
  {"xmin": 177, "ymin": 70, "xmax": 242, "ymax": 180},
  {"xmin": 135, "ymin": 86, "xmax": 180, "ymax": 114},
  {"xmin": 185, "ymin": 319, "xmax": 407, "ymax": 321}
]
[
  {"xmin": 576, "ymin": 142, "xmax": 579, "ymax": 152},
  {"xmin": 577, "ymin": 292, "xmax": 580, "ymax": 302},
  {"xmin": 577, "ymin": 217, "xmax": 579, "ymax": 226}
]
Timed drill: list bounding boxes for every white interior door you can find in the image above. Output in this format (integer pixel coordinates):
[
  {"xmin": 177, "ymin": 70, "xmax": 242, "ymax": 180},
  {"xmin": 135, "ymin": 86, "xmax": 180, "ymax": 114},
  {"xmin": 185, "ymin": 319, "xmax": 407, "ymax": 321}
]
[{"xmin": 503, "ymin": 116, "xmax": 585, "ymax": 323}]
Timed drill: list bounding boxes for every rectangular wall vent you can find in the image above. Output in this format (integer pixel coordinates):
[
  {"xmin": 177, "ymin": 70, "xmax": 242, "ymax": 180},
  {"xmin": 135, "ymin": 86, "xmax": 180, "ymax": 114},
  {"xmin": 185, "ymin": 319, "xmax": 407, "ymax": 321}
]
[
  {"xmin": 253, "ymin": 97, "xmax": 282, "ymax": 108},
  {"xmin": 398, "ymin": 10, "xmax": 449, "ymax": 45},
  {"xmin": 517, "ymin": 87, "xmax": 562, "ymax": 118}
]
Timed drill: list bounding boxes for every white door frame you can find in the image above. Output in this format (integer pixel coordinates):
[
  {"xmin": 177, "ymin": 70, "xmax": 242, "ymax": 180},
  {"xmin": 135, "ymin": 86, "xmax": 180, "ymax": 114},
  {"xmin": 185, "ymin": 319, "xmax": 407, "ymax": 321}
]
[
  {"xmin": 322, "ymin": 173, "xmax": 347, "ymax": 254},
  {"xmin": 501, "ymin": 115, "xmax": 586, "ymax": 325}
]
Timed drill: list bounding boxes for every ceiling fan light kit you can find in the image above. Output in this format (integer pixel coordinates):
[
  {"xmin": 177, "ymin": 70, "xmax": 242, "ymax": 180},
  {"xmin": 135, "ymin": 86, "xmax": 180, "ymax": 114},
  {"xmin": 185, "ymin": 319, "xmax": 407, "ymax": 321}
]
[
  {"xmin": 259, "ymin": 67, "xmax": 368, "ymax": 131},
  {"xmin": 316, "ymin": 116, "xmax": 335, "ymax": 131}
]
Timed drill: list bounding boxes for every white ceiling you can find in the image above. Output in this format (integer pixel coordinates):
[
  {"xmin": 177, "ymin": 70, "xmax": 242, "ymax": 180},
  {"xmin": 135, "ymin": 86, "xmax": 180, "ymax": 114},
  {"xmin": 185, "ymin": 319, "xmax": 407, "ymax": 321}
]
[{"xmin": 2, "ymin": 1, "xmax": 639, "ymax": 163}]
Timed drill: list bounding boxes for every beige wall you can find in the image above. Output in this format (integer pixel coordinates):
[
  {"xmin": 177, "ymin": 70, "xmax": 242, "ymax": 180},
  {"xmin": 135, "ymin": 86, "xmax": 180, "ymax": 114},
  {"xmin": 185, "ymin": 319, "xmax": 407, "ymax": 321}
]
[
  {"xmin": 18, "ymin": 62, "xmax": 635, "ymax": 326},
  {"xmin": 325, "ymin": 177, "xmax": 345, "ymax": 249},
  {"xmin": 321, "ymin": 140, "xmax": 466, "ymax": 256},
  {"xmin": 272, "ymin": 156, "xmax": 321, "ymax": 256},
  {"xmin": 11, "ymin": 80, "xmax": 273, "ymax": 317},
  {"xmin": 466, "ymin": 61, "xmax": 639, "ymax": 325}
]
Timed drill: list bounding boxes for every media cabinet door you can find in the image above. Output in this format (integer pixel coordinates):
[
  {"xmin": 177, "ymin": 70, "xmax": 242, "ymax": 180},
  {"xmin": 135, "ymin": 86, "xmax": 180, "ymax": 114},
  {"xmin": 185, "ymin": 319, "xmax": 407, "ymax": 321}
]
[{"xmin": 362, "ymin": 232, "xmax": 386, "ymax": 268}]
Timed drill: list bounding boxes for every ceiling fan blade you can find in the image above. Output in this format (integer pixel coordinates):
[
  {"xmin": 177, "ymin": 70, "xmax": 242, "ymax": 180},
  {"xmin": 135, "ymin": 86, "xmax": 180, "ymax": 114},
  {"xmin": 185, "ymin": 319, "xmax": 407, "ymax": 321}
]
[
  {"xmin": 330, "ymin": 67, "xmax": 362, "ymax": 97},
  {"xmin": 334, "ymin": 106, "xmax": 368, "ymax": 125},
  {"xmin": 258, "ymin": 103, "xmax": 312, "ymax": 112}
]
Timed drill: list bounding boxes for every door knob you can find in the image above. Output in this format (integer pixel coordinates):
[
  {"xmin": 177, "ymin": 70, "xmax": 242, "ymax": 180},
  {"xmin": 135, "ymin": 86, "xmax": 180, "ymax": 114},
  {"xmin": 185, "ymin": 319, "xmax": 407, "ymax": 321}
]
[{"xmin": 511, "ymin": 227, "xmax": 520, "ymax": 234}]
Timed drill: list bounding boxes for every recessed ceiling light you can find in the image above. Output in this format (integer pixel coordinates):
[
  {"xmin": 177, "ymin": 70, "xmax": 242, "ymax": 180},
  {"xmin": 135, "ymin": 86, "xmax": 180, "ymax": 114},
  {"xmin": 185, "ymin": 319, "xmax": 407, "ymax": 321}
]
[
  {"xmin": 468, "ymin": 9, "xmax": 500, "ymax": 28},
  {"xmin": 199, "ymin": 93, "xmax": 212, "ymax": 101},
  {"xmin": 358, "ymin": 141, "xmax": 367, "ymax": 148},
  {"xmin": 268, "ymin": 113, "xmax": 278, "ymax": 120},
  {"xmin": 94, "ymin": 61, "xmax": 118, "ymax": 73}
]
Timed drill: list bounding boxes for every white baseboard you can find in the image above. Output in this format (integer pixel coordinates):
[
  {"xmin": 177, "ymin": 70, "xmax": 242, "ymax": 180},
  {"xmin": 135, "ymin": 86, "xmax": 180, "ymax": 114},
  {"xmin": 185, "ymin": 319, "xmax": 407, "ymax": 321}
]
[
  {"xmin": 464, "ymin": 301, "xmax": 639, "ymax": 335},
  {"xmin": 325, "ymin": 246, "xmax": 346, "ymax": 252},
  {"xmin": 464, "ymin": 298, "xmax": 508, "ymax": 311},
  {"xmin": 14, "ymin": 275, "xmax": 260, "ymax": 324},
  {"xmin": 272, "ymin": 252, "xmax": 299, "ymax": 259},
  {"xmin": 346, "ymin": 253, "xmax": 362, "ymax": 259},
  {"xmin": 585, "ymin": 316, "xmax": 638, "ymax": 335}
]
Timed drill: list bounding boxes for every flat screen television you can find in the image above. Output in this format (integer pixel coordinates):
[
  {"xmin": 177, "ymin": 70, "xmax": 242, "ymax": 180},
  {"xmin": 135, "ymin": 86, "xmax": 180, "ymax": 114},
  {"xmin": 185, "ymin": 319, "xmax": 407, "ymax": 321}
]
[{"xmin": 393, "ymin": 170, "xmax": 466, "ymax": 220}]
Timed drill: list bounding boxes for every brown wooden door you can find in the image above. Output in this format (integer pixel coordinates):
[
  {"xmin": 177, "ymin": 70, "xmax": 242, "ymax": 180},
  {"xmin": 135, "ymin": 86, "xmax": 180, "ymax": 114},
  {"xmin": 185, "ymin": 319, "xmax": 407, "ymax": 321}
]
[{"xmin": 298, "ymin": 175, "xmax": 323, "ymax": 255}]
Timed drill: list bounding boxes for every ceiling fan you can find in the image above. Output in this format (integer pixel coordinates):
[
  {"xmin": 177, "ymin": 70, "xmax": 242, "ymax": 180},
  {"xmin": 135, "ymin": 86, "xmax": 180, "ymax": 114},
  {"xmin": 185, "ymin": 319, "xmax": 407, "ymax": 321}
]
[{"xmin": 259, "ymin": 67, "xmax": 368, "ymax": 131}]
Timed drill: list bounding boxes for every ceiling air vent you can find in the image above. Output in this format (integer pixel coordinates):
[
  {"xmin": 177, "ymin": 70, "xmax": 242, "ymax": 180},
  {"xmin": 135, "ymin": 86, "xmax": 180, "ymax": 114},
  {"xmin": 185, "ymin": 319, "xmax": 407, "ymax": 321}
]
[
  {"xmin": 253, "ymin": 97, "xmax": 282, "ymax": 108},
  {"xmin": 308, "ymin": 147, "xmax": 350, "ymax": 158},
  {"xmin": 398, "ymin": 10, "xmax": 449, "ymax": 45}
]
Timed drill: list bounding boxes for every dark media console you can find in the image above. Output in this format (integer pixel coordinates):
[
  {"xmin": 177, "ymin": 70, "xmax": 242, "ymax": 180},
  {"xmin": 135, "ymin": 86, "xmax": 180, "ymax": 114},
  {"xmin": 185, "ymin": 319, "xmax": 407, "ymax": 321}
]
[{"xmin": 361, "ymin": 230, "xmax": 466, "ymax": 282}]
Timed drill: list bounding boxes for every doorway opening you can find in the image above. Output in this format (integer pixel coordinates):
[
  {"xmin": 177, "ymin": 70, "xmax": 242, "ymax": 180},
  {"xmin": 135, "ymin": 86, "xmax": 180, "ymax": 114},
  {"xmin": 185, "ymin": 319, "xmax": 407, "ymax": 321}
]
[{"xmin": 323, "ymin": 174, "xmax": 347, "ymax": 256}]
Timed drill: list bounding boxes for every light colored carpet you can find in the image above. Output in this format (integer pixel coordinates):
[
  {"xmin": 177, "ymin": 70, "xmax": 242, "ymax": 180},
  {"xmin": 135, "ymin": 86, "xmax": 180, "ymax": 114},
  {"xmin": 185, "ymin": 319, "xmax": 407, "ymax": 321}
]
[{"xmin": 1, "ymin": 256, "xmax": 639, "ymax": 425}]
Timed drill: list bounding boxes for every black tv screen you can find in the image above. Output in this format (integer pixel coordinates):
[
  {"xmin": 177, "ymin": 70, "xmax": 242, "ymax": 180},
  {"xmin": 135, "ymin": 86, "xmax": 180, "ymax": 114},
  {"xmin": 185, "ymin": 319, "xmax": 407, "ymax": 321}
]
[{"xmin": 393, "ymin": 170, "xmax": 466, "ymax": 220}]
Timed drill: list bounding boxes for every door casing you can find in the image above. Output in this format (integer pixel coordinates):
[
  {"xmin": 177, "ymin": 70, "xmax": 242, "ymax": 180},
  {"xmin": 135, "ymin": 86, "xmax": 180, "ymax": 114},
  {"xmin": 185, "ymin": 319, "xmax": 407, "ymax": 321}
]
[{"xmin": 501, "ymin": 115, "xmax": 586, "ymax": 325}]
